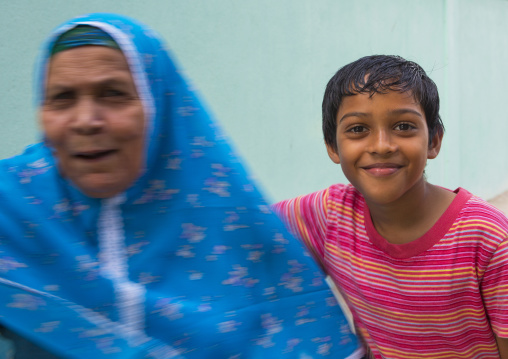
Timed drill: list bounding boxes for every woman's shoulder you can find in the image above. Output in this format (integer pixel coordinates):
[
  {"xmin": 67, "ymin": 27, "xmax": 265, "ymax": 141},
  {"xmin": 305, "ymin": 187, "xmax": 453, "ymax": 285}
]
[
  {"xmin": 0, "ymin": 142, "xmax": 53, "ymax": 174},
  {"xmin": 0, "ymin": 143, "xmax": 64, "ymax": 216}
]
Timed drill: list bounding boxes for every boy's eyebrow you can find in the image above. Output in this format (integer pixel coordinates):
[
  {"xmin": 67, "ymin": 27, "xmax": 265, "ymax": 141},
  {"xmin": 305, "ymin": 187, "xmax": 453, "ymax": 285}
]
[
  {"xmin": 388, "ymin": 108, "xmax": 424, "ymax": 118},
  {"xmin": 338, "ymin": 108, "xmax": 423, "ymax": 123},
  {"xmin": 338, "ymin": 112, "xmax": 367, "ymax": 123}
]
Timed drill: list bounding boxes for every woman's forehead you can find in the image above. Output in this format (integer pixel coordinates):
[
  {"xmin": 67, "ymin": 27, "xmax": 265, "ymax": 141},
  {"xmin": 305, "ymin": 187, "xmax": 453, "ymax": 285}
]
[
  {"xmin": 46, "ymin": 46, "xmax": 134, "ymax": 89},
  {"xmin": 49, "ymin": 46, "xmax": 129, "ymax": 73}
]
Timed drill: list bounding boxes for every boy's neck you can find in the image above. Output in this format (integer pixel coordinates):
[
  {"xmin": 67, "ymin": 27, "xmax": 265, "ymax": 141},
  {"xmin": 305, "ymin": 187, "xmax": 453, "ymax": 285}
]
[{"xmin": 365, "ymin": 180, "xmax": 456, "ymax": 245}]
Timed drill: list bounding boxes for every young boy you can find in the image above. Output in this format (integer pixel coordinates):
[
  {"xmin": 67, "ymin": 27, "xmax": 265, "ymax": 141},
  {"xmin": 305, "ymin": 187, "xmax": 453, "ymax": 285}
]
[{"xmin": 273, "ymin": 55, "xmax": 508, "ymax": 358}]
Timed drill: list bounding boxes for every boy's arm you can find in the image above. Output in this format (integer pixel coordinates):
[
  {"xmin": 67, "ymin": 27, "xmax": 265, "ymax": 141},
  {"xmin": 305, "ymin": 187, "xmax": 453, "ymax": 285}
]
[
  {"xmin": 482, "ymin": 237, "xmax": 508, "ymax": 355},
  {"xmin": 272, "ymin": 189, "xmax": 329, "ymax": 271},
  {"xmin": 496, "ymin": 335, "xmax": 508, "ymax": 359}
]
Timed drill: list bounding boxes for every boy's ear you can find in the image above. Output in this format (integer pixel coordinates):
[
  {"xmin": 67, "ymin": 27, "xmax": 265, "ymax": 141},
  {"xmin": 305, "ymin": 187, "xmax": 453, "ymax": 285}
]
[
  {"xmin": 326, "ymin": 144, "xmax": 341, "ymax": 164},
  {"xmin": 427, "ymin": 131, "xmax": 444, "ymax": 159}
]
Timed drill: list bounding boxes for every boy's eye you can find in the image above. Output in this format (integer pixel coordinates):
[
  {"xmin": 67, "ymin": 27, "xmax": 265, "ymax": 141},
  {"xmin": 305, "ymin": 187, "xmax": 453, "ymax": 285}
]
[
  {"xmin": 394, "ymin": 123, "xmax": 415, "ymax": 131},
  {"xmin": 347, "ymin": 125, "xmax": 367, "ymax": 133}
]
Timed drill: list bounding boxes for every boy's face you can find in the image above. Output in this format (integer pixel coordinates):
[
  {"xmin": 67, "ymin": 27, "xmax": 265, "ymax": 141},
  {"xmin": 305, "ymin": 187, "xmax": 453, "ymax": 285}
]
[{"xmin": 326, "ymin": 90, "xmax": 442, "ymax": 206}]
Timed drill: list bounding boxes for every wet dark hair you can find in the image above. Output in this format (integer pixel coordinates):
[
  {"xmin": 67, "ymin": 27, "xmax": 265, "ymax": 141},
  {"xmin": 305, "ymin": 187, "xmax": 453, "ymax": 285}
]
[{"xmin": 322, "ymin": 55, "xmax": 444, "ymax": 151}]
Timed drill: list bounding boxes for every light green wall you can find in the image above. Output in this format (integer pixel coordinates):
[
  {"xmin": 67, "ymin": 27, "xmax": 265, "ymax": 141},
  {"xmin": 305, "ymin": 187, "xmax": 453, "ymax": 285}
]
[{"xmin": 1, "ymin": 0, "xmax": 507, "ymax": 202}]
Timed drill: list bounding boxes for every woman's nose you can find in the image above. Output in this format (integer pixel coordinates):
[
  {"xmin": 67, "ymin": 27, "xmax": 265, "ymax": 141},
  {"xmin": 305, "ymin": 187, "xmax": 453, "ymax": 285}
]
[
  {"xmin": 71, "ymin": 97, "xmax": 103, "ymax": 135},
  {"xmin": 368, "ymin": 130, "xmax": 398, "ymax": 155}
]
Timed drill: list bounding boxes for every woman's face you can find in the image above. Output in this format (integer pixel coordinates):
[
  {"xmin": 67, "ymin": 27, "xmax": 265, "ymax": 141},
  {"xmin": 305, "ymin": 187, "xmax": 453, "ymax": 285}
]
[{"xmin": 41, "ymin": 46, "xmax": 145, "ymax": 198}]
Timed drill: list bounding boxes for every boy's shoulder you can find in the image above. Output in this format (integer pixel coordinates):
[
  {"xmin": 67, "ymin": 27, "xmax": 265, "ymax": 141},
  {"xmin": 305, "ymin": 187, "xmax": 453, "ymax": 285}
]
[
  {"xmin": 325, "ymin": 183, "xmax": 366, "ymax": 209},
  {"xmin": 273, "ymin": 183, "xmax": 361, "ymax": 219},
  {"xmin": 327, "ymin": 183, "xmax": 359, "ymax": 198},
  {"xmin": 446, "ymin": 188, "xmax": 508, "ymax": 252},
  {"xmin": 461, "ymin": 189, "xmax": 508, "ymax": 231}
]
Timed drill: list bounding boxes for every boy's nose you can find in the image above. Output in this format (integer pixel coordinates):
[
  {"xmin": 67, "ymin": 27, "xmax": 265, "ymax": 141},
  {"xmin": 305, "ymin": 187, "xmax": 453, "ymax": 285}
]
[{"xmin": 368, "ymin": 130, "xmax": 398, "ymax": 155}]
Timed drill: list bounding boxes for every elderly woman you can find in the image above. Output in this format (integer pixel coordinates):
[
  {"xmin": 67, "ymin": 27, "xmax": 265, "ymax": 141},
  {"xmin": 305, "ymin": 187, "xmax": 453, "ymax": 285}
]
[{"xmin": 0, "ymin": 13, "xmax": 363, "ymax": 358}]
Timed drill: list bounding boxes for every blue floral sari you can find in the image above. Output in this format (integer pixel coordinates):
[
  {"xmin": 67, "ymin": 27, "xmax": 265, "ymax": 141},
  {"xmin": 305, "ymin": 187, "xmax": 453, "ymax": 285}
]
[{"xmin": 0, "ymin": 13, "xmax": 363, "ymax": 358}]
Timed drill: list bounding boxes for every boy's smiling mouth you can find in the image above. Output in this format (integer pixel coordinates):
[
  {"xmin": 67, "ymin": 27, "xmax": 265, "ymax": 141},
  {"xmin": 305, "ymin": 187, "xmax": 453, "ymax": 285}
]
[{"xmin": 361, "ymin": 163, "xmax": 403, "ymax": 176}]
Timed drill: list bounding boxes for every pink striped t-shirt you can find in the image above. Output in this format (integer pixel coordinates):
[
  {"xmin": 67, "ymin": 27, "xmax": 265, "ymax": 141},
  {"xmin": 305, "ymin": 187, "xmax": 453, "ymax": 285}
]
[{"xmin": 273, "ymin": 184, "xmax": 508, "ymax": 358}]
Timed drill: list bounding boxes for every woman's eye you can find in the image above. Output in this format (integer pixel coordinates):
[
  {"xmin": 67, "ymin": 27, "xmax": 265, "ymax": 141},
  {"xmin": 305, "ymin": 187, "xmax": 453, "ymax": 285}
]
[
  {"xmin": 101, "ymin": 89, "xmax": 135, "ymax": 104},
  {"xmin": 394, "ymin": 123, "xmax": 415, "ymax": 131},
  {"xmin": 51, "ymin": 91, "xmax": 74, "ymax": 101},
  {"xmin": 45, "ymin": 91, "xmax": 75, "ymax": 108},
  {"xmin": 102, "ymin": 89, "xmax": 126, "ymax": 98}
]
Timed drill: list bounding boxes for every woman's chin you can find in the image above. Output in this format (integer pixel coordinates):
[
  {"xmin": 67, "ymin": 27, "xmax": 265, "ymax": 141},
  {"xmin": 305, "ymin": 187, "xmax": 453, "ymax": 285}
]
[{"xmin": 72, "ymin": 176, "xmax": 132, "ymax": 199}]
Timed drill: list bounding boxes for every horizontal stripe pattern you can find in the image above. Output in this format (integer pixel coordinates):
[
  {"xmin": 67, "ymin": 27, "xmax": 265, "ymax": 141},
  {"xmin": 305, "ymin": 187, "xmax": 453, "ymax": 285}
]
[{"xmin": 273, "ymin": 184, "xmax": 508, "ymax": 358}]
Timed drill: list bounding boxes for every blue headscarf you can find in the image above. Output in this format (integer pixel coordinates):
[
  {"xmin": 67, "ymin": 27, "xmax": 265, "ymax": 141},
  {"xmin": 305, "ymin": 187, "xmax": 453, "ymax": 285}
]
[{"xmin": 0, "ymin": 13, "xmax": 362, "ymax": 358}]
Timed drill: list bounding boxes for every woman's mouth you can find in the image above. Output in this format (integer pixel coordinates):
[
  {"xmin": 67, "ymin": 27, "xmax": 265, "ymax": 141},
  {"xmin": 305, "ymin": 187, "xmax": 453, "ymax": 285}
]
[{"xmin": 74, "ymin": 149, "xmax": 117, "ymax": 161}]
